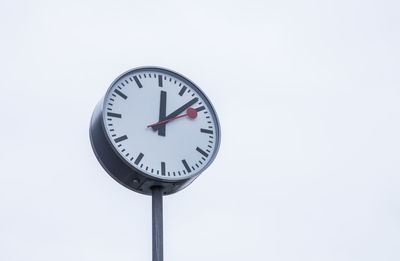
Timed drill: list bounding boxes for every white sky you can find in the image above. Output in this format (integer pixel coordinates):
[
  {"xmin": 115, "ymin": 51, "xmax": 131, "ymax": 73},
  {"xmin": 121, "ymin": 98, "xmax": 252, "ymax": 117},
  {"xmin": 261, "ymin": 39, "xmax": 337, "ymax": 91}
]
[{"xmin": 1, "ymin": 0, "xmax": 399, "ymax": 260}]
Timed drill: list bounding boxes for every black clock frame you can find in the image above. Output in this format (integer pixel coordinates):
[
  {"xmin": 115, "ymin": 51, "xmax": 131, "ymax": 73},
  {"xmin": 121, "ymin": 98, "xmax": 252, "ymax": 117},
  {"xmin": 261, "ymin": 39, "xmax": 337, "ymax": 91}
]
[{"xmin": 89, "ymin": 66, "xmax": 221, "ymax": 195}]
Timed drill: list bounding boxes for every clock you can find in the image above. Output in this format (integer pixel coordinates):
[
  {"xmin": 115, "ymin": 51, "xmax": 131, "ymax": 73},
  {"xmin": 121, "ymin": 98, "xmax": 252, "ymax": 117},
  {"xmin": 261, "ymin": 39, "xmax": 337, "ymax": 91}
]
[{"xmin": 90, "ymin": 67, "xmax": 221, "ymax": 195}]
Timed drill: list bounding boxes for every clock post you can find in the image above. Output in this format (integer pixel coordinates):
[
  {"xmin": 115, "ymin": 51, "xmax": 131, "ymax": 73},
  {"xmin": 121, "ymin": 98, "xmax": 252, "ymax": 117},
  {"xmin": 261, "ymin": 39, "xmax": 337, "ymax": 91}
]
[
  {"xmin": 152, "ymin": 186, "xmax": 163, "ymax": 261},
  {"xmin": 89, "ymin": 67, "xmax": 220, "ymax": 261}
]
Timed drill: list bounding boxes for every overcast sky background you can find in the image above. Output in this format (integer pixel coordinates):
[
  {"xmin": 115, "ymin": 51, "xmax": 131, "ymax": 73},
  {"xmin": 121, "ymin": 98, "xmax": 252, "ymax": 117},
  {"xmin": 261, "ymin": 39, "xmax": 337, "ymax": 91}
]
[{"xmin": 1, "ymin": 0, "xmax": 399, "ymax": 260}]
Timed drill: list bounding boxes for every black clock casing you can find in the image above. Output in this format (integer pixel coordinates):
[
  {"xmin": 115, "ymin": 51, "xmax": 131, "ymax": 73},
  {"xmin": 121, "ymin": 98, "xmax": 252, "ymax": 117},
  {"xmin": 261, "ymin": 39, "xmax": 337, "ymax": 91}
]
[{"xmin": 89, "ymin": 67, "xmax": 220, "ymax": 195}]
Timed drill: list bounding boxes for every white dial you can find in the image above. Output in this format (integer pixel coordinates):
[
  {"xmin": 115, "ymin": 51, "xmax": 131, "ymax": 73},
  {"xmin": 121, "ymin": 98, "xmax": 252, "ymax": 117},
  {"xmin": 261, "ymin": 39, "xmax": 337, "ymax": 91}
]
[{"xmin": 102, "ymin": 67, "xmax": 220, "ymax": 181}]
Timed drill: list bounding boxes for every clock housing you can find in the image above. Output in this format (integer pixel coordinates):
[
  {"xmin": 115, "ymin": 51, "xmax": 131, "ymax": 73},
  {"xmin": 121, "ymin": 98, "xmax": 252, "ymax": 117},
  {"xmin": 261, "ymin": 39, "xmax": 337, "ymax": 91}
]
[{"xmin": 89, "ymin": 67, "xmax": 220, "ymax": 195}]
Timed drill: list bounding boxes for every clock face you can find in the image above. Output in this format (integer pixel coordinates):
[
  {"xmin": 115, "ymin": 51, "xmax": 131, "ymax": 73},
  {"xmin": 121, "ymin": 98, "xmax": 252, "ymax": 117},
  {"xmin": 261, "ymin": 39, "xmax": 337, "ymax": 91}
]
[{"xmin": 102, "ymin": 67, "xmax": 220, "ymax": 181}]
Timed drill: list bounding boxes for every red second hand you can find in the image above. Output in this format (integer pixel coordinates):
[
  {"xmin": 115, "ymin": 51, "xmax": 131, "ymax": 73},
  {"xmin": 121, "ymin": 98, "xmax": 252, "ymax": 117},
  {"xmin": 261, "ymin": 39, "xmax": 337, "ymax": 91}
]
[{"xmin": 147, "ymin": 108, "xmax": 197, "ymax": 128}]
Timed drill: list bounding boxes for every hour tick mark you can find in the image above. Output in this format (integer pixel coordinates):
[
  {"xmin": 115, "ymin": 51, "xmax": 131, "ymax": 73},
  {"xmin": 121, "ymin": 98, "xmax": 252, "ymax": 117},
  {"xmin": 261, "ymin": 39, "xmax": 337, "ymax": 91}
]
[
  {"xmin": 133, "ymin": 76, "xmax": 143, "ymax": 88},
  {"xmin": 196, "ymin": 147, "xmax": 209, "ymax": 157},
  {"xmin": 195, "ymin": 106, "xmax": 205, "ymax": 112},
  {"xmin": 107, "ymin": 112, "xmax": 121, "ymax": 118},
  {"xmin": 200, "ymin": 128, "xmax": 213, "ymax": 134},
  {"xmin": 179, "ymin": 86, "xmax": 187, "ymax": 96},
  {"xmin": 114, "ymin": 135, "xmax": 128, "ymax": 143},
  {"xmin": 134, "ymin": 153, "xmax": 144, "ymax": 165},
  {"xmin": 158, "ymin": 75, "xmax": 163, "ymax": 87},
  {"xmin": 114, "ymin": 89, "xmax": 127, "ymax": 99},
  {"xmin": 161, "ymin": 162, "xmax": 166, "ymax": 176},
  {"xmin": 182, "ymin": 159, "xmax": 191, "ymax": 173}
]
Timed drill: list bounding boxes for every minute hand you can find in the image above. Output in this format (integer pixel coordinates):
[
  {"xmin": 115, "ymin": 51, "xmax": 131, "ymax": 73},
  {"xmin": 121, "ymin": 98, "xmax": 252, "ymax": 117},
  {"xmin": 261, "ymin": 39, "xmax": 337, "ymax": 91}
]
[{"xmin": 152, "ymin": 97, "xmax": 198, "ymax": 131}]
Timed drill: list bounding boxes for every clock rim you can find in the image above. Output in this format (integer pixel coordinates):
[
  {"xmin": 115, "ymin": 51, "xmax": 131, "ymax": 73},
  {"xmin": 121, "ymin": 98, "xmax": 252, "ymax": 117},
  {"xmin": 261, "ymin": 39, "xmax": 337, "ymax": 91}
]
[{"xmin": 100, "ymin": 66, "xmax": 221, "ymax": 182}]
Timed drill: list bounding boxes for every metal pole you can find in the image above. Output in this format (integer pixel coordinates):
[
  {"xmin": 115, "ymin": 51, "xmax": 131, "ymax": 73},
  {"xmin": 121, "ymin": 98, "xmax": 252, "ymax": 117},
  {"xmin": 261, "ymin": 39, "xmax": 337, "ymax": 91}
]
[{"xmin": 152, "ymin": 186, "xmax": 163, "ymax": 261}]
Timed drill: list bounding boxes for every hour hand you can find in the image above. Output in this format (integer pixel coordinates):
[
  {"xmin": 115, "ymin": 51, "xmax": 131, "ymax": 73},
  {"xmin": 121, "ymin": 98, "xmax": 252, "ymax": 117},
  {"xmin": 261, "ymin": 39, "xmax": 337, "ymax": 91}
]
[
  {"xmin": 152, "ymin": 97, "xmax": 198, "ymax": 131},
  {"xmin": 157, "ymin": 91, "xmax": 167, "ymax": 136}
]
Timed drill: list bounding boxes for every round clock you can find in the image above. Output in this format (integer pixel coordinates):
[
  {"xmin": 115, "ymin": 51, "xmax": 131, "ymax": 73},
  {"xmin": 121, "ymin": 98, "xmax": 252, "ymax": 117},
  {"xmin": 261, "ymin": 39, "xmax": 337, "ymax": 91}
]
[{"xmin": 90, "ymin": 67, "xmax": 221, "ymax": 195}]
